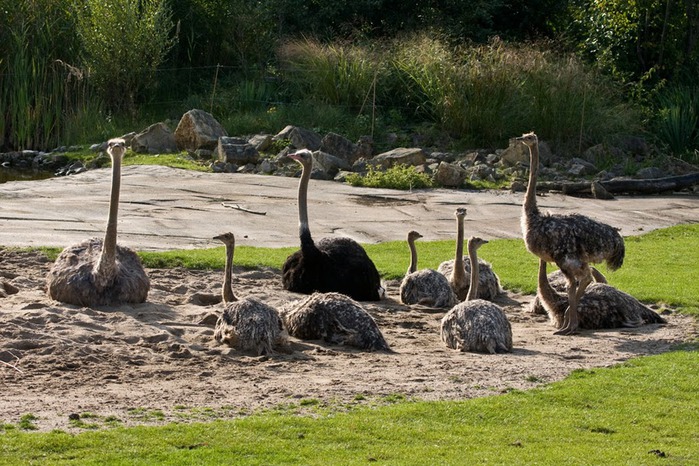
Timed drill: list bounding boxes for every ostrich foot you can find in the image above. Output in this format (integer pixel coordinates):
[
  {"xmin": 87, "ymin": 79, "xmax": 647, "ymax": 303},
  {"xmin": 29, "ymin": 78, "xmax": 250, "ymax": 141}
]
[
  {"xmin": 553, "ymin": 325, "xmax": 579, "ymax": 336},
  {"xmin": 554, "ymin": 306, "xmax": 580, "ymax": 335}
]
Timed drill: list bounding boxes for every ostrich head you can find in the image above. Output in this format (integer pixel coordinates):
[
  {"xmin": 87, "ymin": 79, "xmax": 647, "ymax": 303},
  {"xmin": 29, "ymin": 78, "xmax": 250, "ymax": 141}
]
[
  {"xmin": 214, "ymin": 232, "xmax": 235, "ymax": 247},
  {"xmin": 455, "ymin": 207, "xmax": 467, "ymax": 219},
  {"xmin": 467, "ymin": 236, "xmax": 488, "ymax": 251},
  {"xmin": 107, "ymin": 138, "xmax": 127, "ymax": 160},
  {"xmin": 288, "ymin": 149, "xmax": 313, "ymax": 168},
  {"xmin": 407, "ymin": 230, "xmax": 423, "ymax": 242},
  {"xmin": 516, "ymin": 132, "xmax": 538, "ymax": 148}
]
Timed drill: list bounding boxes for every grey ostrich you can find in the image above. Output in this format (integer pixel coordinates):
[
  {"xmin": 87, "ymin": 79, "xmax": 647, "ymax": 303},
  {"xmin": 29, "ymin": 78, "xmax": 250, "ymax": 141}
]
[
  {"xmin": 46, "ymin": 138, "xmax": 149, "ymax": 306},
  {"xmin": 212, "ymin": 232, "xmax": 287, "ymax": 355},
  {"xmin": 437, "ymin": 208, "xmax": 502, "ymax": 301},
  {"xmin": 440, "ymin": 237, "xmax": 513, "ymax": 354},
  {"xmin": 400, "ymin": 231, "xmax": 457, "ymax": 307},
  {"xmin": 281, "ymin": 292, "xmax": 390, "ymax": 351},
  {"xmin": 530, "ymin": 266, "xmax": 607, "ymax": 315},
  {"xmin": 517, "ymin": 132, "xmax": 625, "ymax": 335},
  {"xmin": 536, "ymin": 259, "xmax": 666, "ymax": 329},
  {"xmin": 281, "ymin": 149, "xmax": 383, "ymax": 301}
]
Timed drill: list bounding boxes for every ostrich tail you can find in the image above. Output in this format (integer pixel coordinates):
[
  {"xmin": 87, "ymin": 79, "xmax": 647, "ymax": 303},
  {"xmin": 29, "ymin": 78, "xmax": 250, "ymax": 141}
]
[
  {"xmin": 642, "ymin": 308, "xmax": 667, "ymax": 325},
  {"xmin": 606, "ymin": 235, "xmax": 625, "ymax": 271}
]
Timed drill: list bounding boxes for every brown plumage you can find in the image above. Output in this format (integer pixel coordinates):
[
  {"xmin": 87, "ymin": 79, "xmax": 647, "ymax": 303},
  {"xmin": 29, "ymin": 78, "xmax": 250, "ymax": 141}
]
[
  {"xmin": 281, "ymin": 292, "xmax": 390, "ymax": 351},
  {"xmin": 437, "ymin": 208, "xmax": 502, "ymax": 301},
  {"xmin": 440, "ymin": 237, "xmax": 513, "ymax": 354},
  {"xmin": 530, "ymin": 266, "xmax": 607, "ymax": 315},
  {"xmin": 46, "ymin": 138, "xmax": 149, "ymax": 306},
  {"xmin": 281, "ymin": 149, "xmax": 383, "ymax": 301},
  {"xmin": 400, "ymin": 230, "xmax": 457, "ymax": 307},
  {"xmin": 518, "ymin": 132, "xmax": 625, "ymax": 335},
  {"xmin": 213, "ymin": 232, "xmax": 287, "ymax": 355},
  {"xmin": 536, "ymin": 259, "xmax": 666, "ymax": 329}
]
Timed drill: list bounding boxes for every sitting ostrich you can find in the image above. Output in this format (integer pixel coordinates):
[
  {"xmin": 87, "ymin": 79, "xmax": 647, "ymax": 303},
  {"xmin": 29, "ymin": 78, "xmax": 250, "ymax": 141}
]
[
  {"xmin": 517, "ymin": 132, "xmax": 625, "ymax": 335},
  {"xmin": 536, "ymin": 259, "xmax": 666, "ymax": 329},
  {"xmin": 440, "ymin": 237, "xmax": 513, "ymax": 354},
  {"xmin": 46, "ymin": 138, "xmax": 149, "ymax": 306},
  {"xmin": 437, "ymin": 208, "xmax": 502, "ymax": 301},
  {"xmin": 212, "ymin": 232, "xmax": 287, "ymax": 355},
  {"xmin": 530, "ymin": 266, "xmax": 608, "ymax": 315},
  {"xmin": 400, "ymin": 230, "xmax": 457, "ymax": 308},
  {"xmin": 281, "ymin": 292, "xmax": 390, "ymax": 351},
  {"xmin": 281, "ymin": 149, "xmax": 383, "ymax": 301}
]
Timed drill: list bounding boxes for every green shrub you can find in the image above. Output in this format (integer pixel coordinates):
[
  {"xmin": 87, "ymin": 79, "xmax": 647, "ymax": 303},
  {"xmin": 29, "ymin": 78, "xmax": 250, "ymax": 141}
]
[
  {"xmin": 346, "ymin": 164, "xmax": 433, "ymax": 190},
  {"xmin": 654, "ymin": 83, "xmax": 699, "ymax": 159}
]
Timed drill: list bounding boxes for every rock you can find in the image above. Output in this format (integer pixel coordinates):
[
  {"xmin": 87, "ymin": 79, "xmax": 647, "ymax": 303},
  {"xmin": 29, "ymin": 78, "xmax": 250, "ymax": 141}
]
[
  {"xmin": 258, "ymin": 158, "xmax": 275, "ymax": 174},
  {"xmin": 434, "ymin": 161, "xmax": 467, "ymax": 187},
  {"xmin": 567, "ymin": 158, "xmax": 597, "ymax": 176},
  {"xmin": 274, "ymin": 125, "xmax": 322, "ymax": 151},
  {"xmin": 356, "ymin": 136, "xmax": 373, "ymax": 159},
  {"xmin": 371, "ymin": 147, "xmax": 426, "ymax": 169},
  {"xmin": 636, "ymin": 167, "xmax": 665, "ymax": 179},
  {"xmin": 313, "ymin": 150, "xmax": 351, "ymax": 177},
  {"xmin": 174, "ymin": 109, "xmax": 227, "ymax": 151},
  {"xmin": 591, "ymin": 181, "xmax": 615, "ymax": 200},
  {"xmin": 218, "ymin": 137, "xmax": 260, "ymax": 165},
  {"xmin": 320, "ymin": 132, "xmax": 357, "ymax": 164},
  {"xmin": 249, "ymin": 134, "xmax": 273, "ymax": 152},
  {"xmin": 501, "ymin": 137, "xmax": 552, "ymax": 166},
  {"xmin": 131, "ymin": 122, "xmax": 178, "ymax": 154}
]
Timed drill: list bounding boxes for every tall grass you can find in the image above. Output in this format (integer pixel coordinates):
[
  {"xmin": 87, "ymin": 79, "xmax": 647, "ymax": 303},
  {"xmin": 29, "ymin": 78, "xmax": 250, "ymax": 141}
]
[{"xmin": 654, "ymin": 83, "xmax": 699, "ymax": 160}]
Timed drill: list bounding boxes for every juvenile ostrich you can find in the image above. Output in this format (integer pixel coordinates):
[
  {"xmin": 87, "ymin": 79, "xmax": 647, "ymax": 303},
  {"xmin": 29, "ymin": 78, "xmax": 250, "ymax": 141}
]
[
  {"xmin": 400, "ymin": 231, "xmax": 457, "ymax": 307},
  {"xmin": 517, "ymin": 132, "xmax": 625, "ymax": 335},
  {"xmin": 281, "ymin": 292, "xmax": 390, "ymax": 351},
  {"xmin": 46, "ymin": 138, "xmax": 149, "ymax": 306},
  {"xmin": 437, "ymin": 208, "xmax": 502, "ymax": 301},
  {"xmin": 440, "ymin": 237, "xmax": 513, "ymax": 354},
  {"xmin": 536, "ymin": 259, "xmax": 666, "ymax": 329},
  {"xmin": 282, "ymin": 149, "xmax": 382, "ymax": 301},
  {"xmin": 530, "ymin": 266, "xmax": 607, "ymax": 315},
  {"xmin": 212, "ymin": 232, "xmax": 287, "ymax": 355}
]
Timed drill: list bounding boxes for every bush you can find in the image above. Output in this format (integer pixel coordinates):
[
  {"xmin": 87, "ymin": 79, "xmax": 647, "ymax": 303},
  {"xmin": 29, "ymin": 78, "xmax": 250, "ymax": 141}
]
[{"xmin": 346, "ymin": 164, "xmax": 433, "ymax": 190}]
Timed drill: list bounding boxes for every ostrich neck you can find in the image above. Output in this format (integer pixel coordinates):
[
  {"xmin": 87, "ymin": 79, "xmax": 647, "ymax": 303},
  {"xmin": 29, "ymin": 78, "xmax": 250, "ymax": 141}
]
[
  {"xmin": 95, "ymin": 155, "xmax": 121, "ymax": 277},
  {"xmin": 524, "ymin": 143, "xmax": 540, "ymax": 217},
  {"xmin": 407, "ymin": 239, "xmax": 418, "ymax": 274},
  {"xmin": 452, "ymin": 217, "xmax": 466, "ymax": 284},
  {"xmin": 466, "ymin": 243, "xmax": 480, "ymax": 301},
  {"xmin": 297, "ymin": 162, "xmax": 314, "ymax": 248},
  {"xmin": 537, "ymin": 259, "xmax": 558, "ymax": 307},
  {"xmin": 222, "ymin": 243, "xmax": 237, "ymax": 303}
]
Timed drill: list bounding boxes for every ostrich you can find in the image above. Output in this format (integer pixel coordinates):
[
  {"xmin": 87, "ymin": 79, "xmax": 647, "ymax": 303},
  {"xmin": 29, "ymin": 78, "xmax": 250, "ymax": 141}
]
[
  {"xmin": 400, "ymin": 230, "xmax": 457, "ymax": 307},
  {"xmin": 517, "ymin": 132, "xmax": 625, "ymax": 335},
  {"xmin": 437, "ymin": 208, "xmax": 502, "ymax": 301},
  {"xmin": 212, "ymin": 232, "xmax": 287, "ymax": 355},
  {"xmin": 536, "ymin": 259, "xmax": 666, "ymax": 329},
  {"xmin": 46, "ymin": 138, "xmax": 149, "ymax": 306},
  {"xmin": 281, "ymin": 149, "xmax": 382, "ymax": 301},
  {"xmin": 281, "ymin": 292, "xmax": 390, "ymax": 351},
  {"xmin": 530, "ymin": 266, "xmax": 607, "ymax": 315},
  {"xmin": 440, "ymin": 237, "xmax": 513, "ymax": 354}
]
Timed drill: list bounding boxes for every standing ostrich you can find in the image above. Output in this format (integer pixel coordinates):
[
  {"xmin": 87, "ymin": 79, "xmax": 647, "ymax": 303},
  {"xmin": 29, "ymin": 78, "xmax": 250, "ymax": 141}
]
[
  {"xmin": 282, "ymin": 149, "xmax": 382, "ymax": 301},
  {"xmin": 530, "ymin": 266, "xmax": 607, "ymax": 315},
  {"xmin": 212, "ymin": 232, "xmax": 287, "ymax": 355},
  {"xmin": 517, "ymin": 132, "xmax": 625, "ymax": 335},
  {"xmin": 437, "ymin": 208, "xmax": 501, "ymax": 301},
  {"xmin": 400, "ymin": 231, "xmax": 457, "ymax": 307},
  {"xmin": 281, "ymin": 292, "xmax": 390, "ymax": 351},
  {"xmin": 46, "ymin": 138, "xmax": 149, "ymax": 306},
  {"xmin": 440, "ymin": 237, "xmax": 513, "ymax": 354},
  {"xmin": 536, "ymin": 259, "xmax": 666, "ymax": 329}
]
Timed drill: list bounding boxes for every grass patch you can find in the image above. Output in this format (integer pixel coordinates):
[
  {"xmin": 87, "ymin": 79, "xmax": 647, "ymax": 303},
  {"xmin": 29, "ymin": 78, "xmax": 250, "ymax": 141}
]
[
  {"xmin": 345, "ymin": 164, "xmax": 433, "ymax": 190},
  {"xmin": 0, "ymin": 350, "xmax": 697, "ymax": 463}
]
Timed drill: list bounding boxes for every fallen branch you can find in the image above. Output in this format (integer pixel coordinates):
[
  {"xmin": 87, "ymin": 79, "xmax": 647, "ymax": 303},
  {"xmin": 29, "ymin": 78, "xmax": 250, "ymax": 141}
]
[
  {"xmin": 537, "ymin": 172, "xmax": 699, "ymax": 198},
  {"xmin": 221, "ymin": 202, "xmax": 267, "ymax": 215},
  {"xmin": 1, "ymin": 358, "xmax": 23, "ymax": 374}
]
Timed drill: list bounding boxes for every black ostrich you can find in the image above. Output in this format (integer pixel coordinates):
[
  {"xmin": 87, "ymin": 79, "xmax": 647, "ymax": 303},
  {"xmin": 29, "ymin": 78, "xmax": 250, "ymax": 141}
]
[{"xmin": 281, "ymin": 149, "xmax": 383, "ymax": 301}]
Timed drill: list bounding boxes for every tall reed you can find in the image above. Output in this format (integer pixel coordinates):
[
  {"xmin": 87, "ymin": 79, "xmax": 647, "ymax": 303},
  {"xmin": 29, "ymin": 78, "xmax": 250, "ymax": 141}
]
[{"xmin": 654, "ymin": 84, "xmax": 699, "ymax": 159}]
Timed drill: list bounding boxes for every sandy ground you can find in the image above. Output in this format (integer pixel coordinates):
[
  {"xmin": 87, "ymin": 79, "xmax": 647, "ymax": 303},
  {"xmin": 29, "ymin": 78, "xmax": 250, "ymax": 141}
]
[{"xmin": 1, "ymin": 169, "xmax": 698, "ymax": 432}]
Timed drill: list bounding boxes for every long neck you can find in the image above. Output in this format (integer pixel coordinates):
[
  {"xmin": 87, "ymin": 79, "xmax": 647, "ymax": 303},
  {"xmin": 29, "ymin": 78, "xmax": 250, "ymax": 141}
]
[
  {"xmin": 465, "ymin": 243, "xmax": 479, "ymax": 301},
  {"xmin": 407, "ymin": 238, "xmax": 418, "ymax": 274},
  {"xmin": 222, "ymin": 242, "xmax": 237, "ymax": 303},
  {"xmin": 297, "ymin": 161, "xmax": 314, "ymax": 249},
  {"xmin": 452, "ymin": 217, "xmax": 466, "ymax": 284},
  {"xmin": 95, "ymin": 154, "xmax": 121, "ymax": 277},
  {"xmin": 536, "ymin": 259, "xmax": 559, "ymax": 307},
  {"xmin": 523, "ymin": 143, "xmax": 540, "ymax": 217}
]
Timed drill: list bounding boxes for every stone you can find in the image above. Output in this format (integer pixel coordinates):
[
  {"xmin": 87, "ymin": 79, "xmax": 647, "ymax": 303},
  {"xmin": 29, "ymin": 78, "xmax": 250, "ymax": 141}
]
[
  {"xmin": 567, "ymin": 157, "xmax": 597, "ymax": 176},
  {"xmin": 131, "ymin": 122, "xmax": 177, "ymax": 154},
  {"xmin": 218, "ymin": 137, "xmax": 260, "ymax": 165},
  {"xmin": 320, "ymin": 132, "xmax": 357, "ymax": 163},
  {"xmin": 370, "ymin": 147, "xmax": 426, "ymax": 169},
  {"xmin": 249, "ymin": 134, "xmax": 273, "ymax": 152},
  {"xmin": 313, "ymin": 150, "xmax": 351, "ymax": 177},
  {"xmin": 274, "ymin": 125, "xmax": 322, "ymax": 151},
  {"xmin": 591, "ymin": 181, "xmax": 615, "ymax": 200},
  {"xmin": 636, "ymin": 166, "xmax": 665, "ymax": 179},
  {"xmin": 434, "ymin": 161, "xmax": 467, "ymax": 187},
  {"xmin": 174, "ymin": 109, "xmax": 227, "ymax": 151}
]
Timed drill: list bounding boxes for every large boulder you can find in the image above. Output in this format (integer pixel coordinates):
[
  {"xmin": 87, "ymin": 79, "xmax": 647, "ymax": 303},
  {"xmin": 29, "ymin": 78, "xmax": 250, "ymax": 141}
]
[
  {"xmin": 274, "ymin": 125, "xmax": 322, "ymax": 151},
  {"xmin": 313, "ymin": 150, "xmax": 351, "ymax": 177},
  {"xmin": 218, "ymin": 137, "xmax": 260, "ymax": 165},
  {"xmin": 501, "ymin": 136, "xmax": 553, "ymax": 166},
  {"xmin": 174, "ymin": 109, "xmax": 227, "ymax": 151},
  {"xmin": 131, "ymin": 122, "xmax": 178, "ymax": 154},
  {"xmin": 370, "ymin": 147, "xmax": 426, "ymax": 169},
  {"xmin": 320, "ymin": 132, "xmax": 357, "ymax": 164},
  {"xmin": 434, "ymin": 161, "xmax": 467, "ymax": 187}
]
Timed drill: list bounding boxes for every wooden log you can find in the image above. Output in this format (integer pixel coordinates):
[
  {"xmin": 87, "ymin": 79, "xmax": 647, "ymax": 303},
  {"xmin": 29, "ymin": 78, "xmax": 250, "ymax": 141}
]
[{"xmin": 537, "ymin": 172, "xmax": 699, "ymax": 197}]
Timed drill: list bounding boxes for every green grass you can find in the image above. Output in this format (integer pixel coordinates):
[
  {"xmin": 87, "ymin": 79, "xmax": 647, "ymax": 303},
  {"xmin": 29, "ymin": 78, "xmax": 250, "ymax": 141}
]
[{"xmin": 0, "ymin": 349, "xmax": 697, "ymax": 464}]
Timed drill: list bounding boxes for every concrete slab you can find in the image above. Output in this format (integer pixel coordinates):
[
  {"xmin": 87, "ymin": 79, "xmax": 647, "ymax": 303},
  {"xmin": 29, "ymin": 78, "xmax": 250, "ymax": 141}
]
[{"xmin": 1, "ymin": 165, "xmax": 697, "ymax": 251}]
